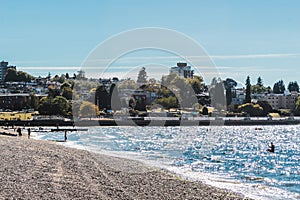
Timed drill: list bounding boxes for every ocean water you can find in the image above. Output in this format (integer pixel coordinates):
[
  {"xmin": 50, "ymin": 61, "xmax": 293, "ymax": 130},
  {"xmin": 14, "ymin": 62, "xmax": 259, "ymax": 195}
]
[{"xmin": 34, "ymin": 125, "xmax": 300, "ymax": 200}]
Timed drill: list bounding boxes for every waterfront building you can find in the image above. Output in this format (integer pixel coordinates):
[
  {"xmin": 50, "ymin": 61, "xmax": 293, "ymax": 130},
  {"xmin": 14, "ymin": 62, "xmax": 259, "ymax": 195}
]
[
  {"xmin": 0, "ymin": 61, "xmax": 16, "ymax": 83},
  {"xmin": 262, "ymin": 91, "xmax": 299, "ymax": 110},
  {"xmin": 170, "ymin": 62, "xmax": 194, "ymax": 78},
  {"xmin": 231, "ymin": 89, "xmax": 246, "ymax": 105},
  {"xmin": 0, "ymin": 93, "xmax": 46, "ymax": 111}
]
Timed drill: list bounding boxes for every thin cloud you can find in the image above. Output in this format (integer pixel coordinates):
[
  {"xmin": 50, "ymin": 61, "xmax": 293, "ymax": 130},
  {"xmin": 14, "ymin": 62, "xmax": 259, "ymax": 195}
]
[
  {"xmin": 11, "ymin": 53, "xmax": 300, "ymax": 68},
  {"xmin": 19, "ymin": 66, "xmax": 80, "ymax": 70},
  {"xmin": 211, "ymin": 53, "xmax": 300, "ymax": 60}
]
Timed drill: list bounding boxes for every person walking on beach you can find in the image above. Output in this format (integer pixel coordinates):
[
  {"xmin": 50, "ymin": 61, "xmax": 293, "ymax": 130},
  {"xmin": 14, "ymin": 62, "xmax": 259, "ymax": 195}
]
[
  {"xmin": 267, "ymin": 142, "xmax": 275, "ymax": 153},
  {"xmin": 64, "ymin": 130, "xmax": 67, "ymax": 141},
  {"xmin": 17, "ymin": 127, "xmax": 22, "ymax": 136},
  {"xmin": 27, "ymin": 128, "xmax": 31, "ymax": 139}
]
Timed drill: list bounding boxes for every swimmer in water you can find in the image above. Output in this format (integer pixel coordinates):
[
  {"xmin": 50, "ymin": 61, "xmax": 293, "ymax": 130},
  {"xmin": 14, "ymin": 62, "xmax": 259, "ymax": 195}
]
[{"xmin": 267, "ymin": 142, "xmax": 275, "ymax": 153}]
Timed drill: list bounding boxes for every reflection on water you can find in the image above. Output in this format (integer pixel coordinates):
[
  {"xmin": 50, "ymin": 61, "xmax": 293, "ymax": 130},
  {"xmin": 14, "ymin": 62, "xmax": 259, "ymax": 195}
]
[{"xmin": 35, "ymin": 125, "xmax": 300, "ymax": 199}]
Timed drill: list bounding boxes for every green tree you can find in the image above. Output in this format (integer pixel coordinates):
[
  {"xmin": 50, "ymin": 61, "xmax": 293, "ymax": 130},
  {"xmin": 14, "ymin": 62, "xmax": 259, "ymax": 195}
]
[
  {"xmin": 209, "ymin": 78, "xmax": 226, "ymax": 110},
  {"xmin": 257, "ymin": 100, "xmax": 272, "ymax": 116},
  {"xmin": 4, "ymin": 68, "xmax": 35, "ymax": 82},
  {"xmin": 155, "ymin": 96, "xmax": 178, "ymax": 109},
  {"xmin": 38, "ymin": 97, "xmax": 54, "ymax": 115},
  {"xmin": 137, "ymin": 67, "xmax": 148, "ymax": 84},
  {"xmin": 187, "ymin": 75, "xmax": 204, "ymax": 94},
  {"xmin": 202, "ymin": 106, "xmax": 209, "ymax": 115},
  {"xmin": 53, "ymin": 96, "xmax": 70, "ymax": 116},
  {"xmin": 257, "ymin": 77, "xmax": 263, "ymax": 87},
  {"xmin": 79, "ymin": 101, "xmax": 99, "ymax": 117},
  {"xmin": 288, "ymin": 81, "xmax": 299, "ymax": 92},
  {"xmin": 95, "ymin": 85, "xmax": 110, "ymax": 111},
  {"xmin": 62, "ymin": 87, "xmax": 73, "ymax": 100},
  {"xmin": 38, "ymin": 96, "xmax": 70, "ymax": 116},
  {"xmin": 29, "ymin": 93, "xmax": 39, "ymax": 110},
  {"xmin": 273, "ymin": 80, "xmax": 285, "ymax": 94},
  {"xmin": 134, "ymin": 96, "xmax": 147, "ymax": 111},
  {"xmin": 245, "ymin": 76, "xmax": 251, "ymax": 103},
  {"xmin": 294, "ymin": 97, "xmax": 300, "ymax": 115},
  {"xmin": 223, "ymin": 78, "xmax": 237, "ymax": 106},
  {"xmin": 238, "ymin": 103, "xmax": 264, "ymax": 116},
  {"xmin": 52, "ymin": 74, "xmax": 66, "ymax": 83},
  {"xmin": 109, "ymin": 83, "xmax": 121, "ymax": 111}
]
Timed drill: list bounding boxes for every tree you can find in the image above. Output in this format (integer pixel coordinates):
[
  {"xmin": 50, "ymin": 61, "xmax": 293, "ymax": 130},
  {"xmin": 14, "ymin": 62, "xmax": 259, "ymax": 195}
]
[
  {"xmin": 53, "ymin": 96, "xmax": 70, "ymax": 116},
  {"xmin": 155, "ymin": 96, "xmax": 178, "ymax": 109},
  {"xmin": 38, "ymin": 97, "xmax": 54, "ymax": 115},
  {"xmin": 109, "ymin": 83, "xmax": 121, "ymax": 111},
  {"xmin": 4, "ymin": 68, "xmax": 35, "ymax": 82},
  {"xmin": 38, "ymin": 96, "xmax": 70, "ymax": 116},
  {"xmin": 62, "ymin": 87, "xmax": 73, "ymax": 100},
  {"xmin": 134, "ymin": 96, "xmax": 147, "ymax": 111},
  {"xmin": 29, "ymin": 93, "xmax": 39, "ymax": 110},
  {"xmin": 223, "ymin": 78, "xmax": 237, "ymax": 106},
  {"xmin": 187, "ymin": 75, "xmax": 205, "ymax": 95},
  {"xmin": 257, "ymin": 77, "xmax": 263, "ymax": 87},
  {"xmin": 137, "ymin": 67, "xmax": 148, "ymax": 84},
  {"xmin": 273, "ymin": 80, "xmax": 285, "ymax": 94},
  {"xmin": 257, "ymin": 100, "xmax": 272, "ymax": 116},
  {"xmin": 238, "ymin": 103, "xmax": 264, "ymax": 116},
  {"xmin": 294, "ymin": 96, "xmax": 300, "ymax": 116},
  {"xmin": 202, "ymin": 106, "xmax": 209, "ymax": 115},
  {"xmin": 95, "ymin": 85, "xmax": 110, "ymax": 111},
  {"xmin": 4, "ymin": 68, "xmax": 18, "ymax": 82},
  {"xmin": 48, "ymin": 87, "xmax": 60, "ymax": 98},
  {"xmin": 52, "ymin": 74, "xmax": 66, "ymax": 83},
  {"xmin": 209, "ymin": 78, "xmax": 226, "ymax": 110},
  {"xmin": 79, "ymin": 101, "xmax": 99, "ymax": 118},
  {"xmin": 245, "ymin": 76, "xmax": 251, "ymax": 103},
  {"xmin": 288, "ymin": 81, "xmax": 299, "ymax": 92}
]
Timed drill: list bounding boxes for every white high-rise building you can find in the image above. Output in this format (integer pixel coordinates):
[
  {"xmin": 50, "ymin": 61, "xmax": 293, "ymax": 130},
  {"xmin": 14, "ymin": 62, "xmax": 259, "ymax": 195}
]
[{"xmin": 170, "ymin": 62, "xmax": 194, "ymax": 78}]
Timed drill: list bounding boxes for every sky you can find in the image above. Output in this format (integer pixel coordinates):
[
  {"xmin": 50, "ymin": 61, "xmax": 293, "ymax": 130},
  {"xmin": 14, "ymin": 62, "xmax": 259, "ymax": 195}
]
[{"xmin": 1, "ymin": 0, "xmax": 300, "ymax": 86}]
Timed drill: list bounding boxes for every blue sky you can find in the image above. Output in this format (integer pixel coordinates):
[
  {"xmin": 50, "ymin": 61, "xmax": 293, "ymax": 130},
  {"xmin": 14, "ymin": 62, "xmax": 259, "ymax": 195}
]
[{"xmin": 1, "ymin": 0, "xmax": 300, "ymax": 86}]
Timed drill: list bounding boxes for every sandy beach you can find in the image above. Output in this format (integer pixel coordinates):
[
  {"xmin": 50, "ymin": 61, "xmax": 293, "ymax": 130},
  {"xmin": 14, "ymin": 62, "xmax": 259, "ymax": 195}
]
[{"xmin": 0, "ymin": 134, "xmax": 249, "ymax": 200}]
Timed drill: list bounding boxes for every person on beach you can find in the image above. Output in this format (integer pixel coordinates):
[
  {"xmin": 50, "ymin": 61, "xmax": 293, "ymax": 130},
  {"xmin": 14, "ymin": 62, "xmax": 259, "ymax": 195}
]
[
  {"xmin": 17, "ymin": 127, "xmax": 22, "ymax": 136},
  {"xmin": 267, "ymin": 142, "xmax": 275, "ymax": 153},
  {"xmin": 27, "ymin": 128, "xmax": 31, "ymax": 139},
  {"xmin": 64, "ymin": 130, "xmax": 67, "ymax": 141}
]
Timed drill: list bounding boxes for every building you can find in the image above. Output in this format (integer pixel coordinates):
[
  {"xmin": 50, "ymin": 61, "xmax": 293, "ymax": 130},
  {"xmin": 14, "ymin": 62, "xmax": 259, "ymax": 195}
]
[
  {"xmin": 262, "ymin": 91, "xmax": 299, "ymax": 110},
  {"xmin": 0, "ymin": 93, "xmax": 46, "ymax": 111},
  {"xmin": 0, "ymin": 61, "xmax": 8, "ymax": 82},
  {"xmin": 0, "ymin": 61, "xmax": 16, "ymax": 83},
  {"xmin": 231, "ymin": 89, "xmax": 246, "ymax": 105},
  {"xmin": 170, "ymin": 62, "xmax": 194, "ymax": 78}
]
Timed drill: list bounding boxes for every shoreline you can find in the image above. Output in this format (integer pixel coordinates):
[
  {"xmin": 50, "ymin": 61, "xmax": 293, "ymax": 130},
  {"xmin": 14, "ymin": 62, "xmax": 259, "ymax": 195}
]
[
  {"xmin": 0, "ymin": 117, "xmax": 300, "ymax": 127},
  {"xmin": 0, "ymin": 134, "xmax": 249, "ymax": 199}
]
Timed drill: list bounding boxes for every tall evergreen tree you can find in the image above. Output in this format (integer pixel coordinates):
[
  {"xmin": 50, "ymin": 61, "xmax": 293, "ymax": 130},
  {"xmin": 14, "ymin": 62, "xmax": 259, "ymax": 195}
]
[
  {"xmin": 257, "ymin": 77, "xmax": 263, "ymax": 87},
  {"xmin": 273, "ymin": 80, "xmax": 285, "ymax": 94},
  {"xmin": 245, "ymin": 76, "xmax": 251, "ymax": 103},
  {"xmin": 109, "ymin": 83, "xmax": 121, "ymax": 111},
  {"xmin": 95, "ymin": 85, "xmax": 110, "ymax": 111},
  {"xmin": 223, "ymin": 78, "xmax": 237, "ymax": 106},
  {"xmin": 137, "ymin": 67, "xmax": 148, "ymax": 84},
  {"xmin": 288, "ymin": 81, "xmax": 299, "ymax": 92}
]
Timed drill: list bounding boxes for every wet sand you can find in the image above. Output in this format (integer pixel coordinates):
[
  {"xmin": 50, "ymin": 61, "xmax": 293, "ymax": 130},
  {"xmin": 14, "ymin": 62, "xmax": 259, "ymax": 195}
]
[{"xmin": 0, "ymin": 135, "xmax": 249, "ymax": 199}]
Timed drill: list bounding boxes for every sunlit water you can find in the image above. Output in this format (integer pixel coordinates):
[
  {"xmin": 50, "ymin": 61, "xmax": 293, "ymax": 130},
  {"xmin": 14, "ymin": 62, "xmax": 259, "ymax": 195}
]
[{"xmin": 34, "ymin": 125, "xmax": 300, "ymax": 200}]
